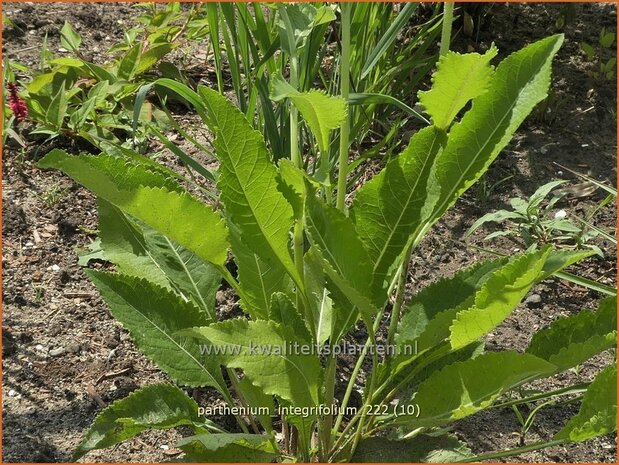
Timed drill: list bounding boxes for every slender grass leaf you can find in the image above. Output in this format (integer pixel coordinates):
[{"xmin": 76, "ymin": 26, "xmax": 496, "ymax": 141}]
[
  {"xmin": 360, "ymin": 3, "xmax": 418, "ymax": 80},
  {"xmin": 348, "ymin": 92, "xmax": 429, "ymax": 124},
  {"xmin": 555, "ymin": 271, "xmax": 617, "ymax": 296}
]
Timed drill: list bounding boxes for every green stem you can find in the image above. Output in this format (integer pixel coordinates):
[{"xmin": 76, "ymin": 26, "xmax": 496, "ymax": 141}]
[
  {"xmin": 490, "ymin": 383, "xmax": 589, "ymax": 410},
  {"xmin": 386, "ymin": 243, "xmax": 413, "ymax": 349},
  {"xmin": 456, "ymin": 439, "xmax": 567, "ymax": 463},
  {"xmin": 319, "ymin": 355, "xmax": 337, "ymax": 461},
  {"xmin": 227, "ymin": 368, "xmax": 259, "ymax": 434},
  {"xmin": 336, "ymin": 2, "xmax": 351, "ymax": 211},
  {"xmin": 440, "ymin": 2, "xmax": 454, "ymax": 56},
  {"xmin": 332, "ymin": 334, "xmax": 372, "ymax": 435}
]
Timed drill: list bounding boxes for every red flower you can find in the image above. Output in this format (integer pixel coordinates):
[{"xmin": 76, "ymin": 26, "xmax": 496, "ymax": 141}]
[{"xmin": 7, "ymin": 82, "xmax": 28, "ymax": 123}]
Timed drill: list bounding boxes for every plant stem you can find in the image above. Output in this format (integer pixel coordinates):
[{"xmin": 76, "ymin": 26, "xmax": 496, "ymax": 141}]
[
  {"xmin": 440, "ymin": 2, "xmax": 454, "ymax": 56},
  {"xmin": 336, "ymin": 2, "xmax": 351, "ymax": 211},
  {"xmin": 456, "ymin": 439, "xmax": 567, "ymax": 462},
  {"xmin": 227, "ymin": 368, "xmax": 260, "ymax": 434},
  {"xmin": 490, "ymin": 383, "xmax": 589, "ymax": 410},
  {"xmin": 319, "ymin": 355, "xmax": 337, "ymax": 461},
  {"xmin": 386, "ymin": 243, "xmax": 413, "ymax": 349}
]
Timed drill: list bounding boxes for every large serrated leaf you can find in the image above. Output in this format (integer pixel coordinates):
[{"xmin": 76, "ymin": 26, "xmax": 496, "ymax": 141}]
[
  {"xmin": 396, "ymin": 258, "xmax": 506, "ymax": 347},
  {"xmin": 183, "ymin": 319, "xmax": 321, "ymax": 408},
  {"xmin": 229, "ymin": 224, "xmax": 292, "ymax": 320},
  {"xmin": 38, "ymin": 150, "xmax": 230, "ymax": 268},
  {"xmin": 527, "ymin": 296, "xmax": 617, "ymax": 371},
  {"xmin": 270, "ymin": 73, "xmax": 346, "ymax": 154},
  {"xmin": 418, "ymin": 46, "xmax": 497, "ymax": 129},
  {"xmin": 423, "ymin": 34, "xmax": 564, "ymax": 233},
  {"xmin": 74, "ymin": 383, "xmax": 206, "ymax": 460},
  {"xmin": 178, "ymin": 433, "xmax": 279, "ymax": 463},
  {"xmin": 449, "ymin": 248, "xmax": 551, "ymax": 349},
  {"xmin": 305, "ymin": 195, "xmax": 376, "ymax": 322},
  {"xmin": 197, "ymin": 86, "xmax": 301, "ymax": 290},
  {"xmin": 396, "ymin": 352, "xmax": 556, "ymax": 428},
  {"xmin": 350, "ymin": 126, "xmax": 446, "ymax": 300},
  {"xmin": 555, "ymin": 365, "xmax": 617, "ymax": 442},
  {"xmin": 86, "ymin": 271, "xmax": 226, "ymax": 391},
  {"xmin": 98, "ymin": 200, "xmax": 221, "ymax": 320},
  {"xmin": 351, "ymin": 434, "xmax": 471, "ymax": 463}
]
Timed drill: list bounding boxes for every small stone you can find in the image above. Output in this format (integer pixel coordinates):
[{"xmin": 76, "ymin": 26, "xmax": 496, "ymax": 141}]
[
  {"xmin": 49, "ymin": 347, "xmax": 66, "ymax": 357},
  {"xmin": 107, "ymin": 348, "xmax": 117, "ymax": 361},
  {"xmin": 525, "ymin": 294, "xmax": 542, "ymax": 307},
  {"xmin": 51, "ymin": 264, "xmax": 60, "ymax": 272},
  {"xmin": 67, "ymin": 343, "xmax": 80, "ymax": 354},
  {"xmin": 35, "ymin": 344, "xmax": 44, "ymax": 352},
  {"xmin": 25, "ymin": 241, "xmax": 34, "ymax": 247},
  {"xmin": 8, "ymin": 389, "xmax": 17, "ymax": 397},
  {"xmin": 554, "ymin": 209, "xmax": 567, "ymax": 219},
  {"xmin": 160, "ymin": 445, "xmax": 170, "ymax": 451}
]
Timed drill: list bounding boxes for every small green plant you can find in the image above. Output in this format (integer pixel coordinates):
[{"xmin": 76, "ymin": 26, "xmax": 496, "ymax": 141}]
[
  {"xmin": 13, "ymin": 19, "xmax": 177, "ymax": 151},
  {"xmin": 39, "ymin": 20, "xmax": 615, "ymax": 465},
  {"xmin": 581, "ymin": 27, "xmax": 616, "ymax": 81},
  {"xmin": 33, "ymin": 286, "xmax": 45, "ymax": 305},
  {"xmin": 36, "ymin": 182, "xmax": 70, "ymax": 207},
  {"xmin": 466, "ymin": 179, "xmax": 609, "ymax": 255}
]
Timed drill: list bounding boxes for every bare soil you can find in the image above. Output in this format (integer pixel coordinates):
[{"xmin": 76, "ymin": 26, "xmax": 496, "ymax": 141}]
[{"xmin": 1, "ymin": 2, "xmax": 617, "ymax": 463}]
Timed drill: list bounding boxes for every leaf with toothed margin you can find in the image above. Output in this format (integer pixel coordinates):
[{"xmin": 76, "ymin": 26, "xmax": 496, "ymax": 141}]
[
  {"xmin": 527, "ymin": 296, "xmax": 617, "ymax": 372},
  {"xmin": 420, "ymin": 35, "xmax": 564, "ymax": 239},
  {"xmin": 97, "ymin": 199, "xmax": 221, "ymax": 321},
  {"xmin": 449, "ymin": 247, "xmax": 551, "ymax": 350},
  {"xmin": 182, "ymin": 319, "xmax": 321, "ymax": 409},
  {"xmin": 73, "ymin": 383, "xmax": 211, "ymax": 460},
  {"xmin": 38, "ymin": 149, "xmax": 230, "ymax": 269},
  {"xmin": 555, "ymin": 364, "xmax": 617, "ymax": 442},
  {"xmin": 350, "ymin": 126, "xmax": 446, "ymax": 302},
  {"xmin": 197, "ymin": 86, "xmax": 301, "ymax": 291},
  {"xmin": 305, "ymin": 195, "xmax": 378, "ymax": 324},
  {"xmin": 393, "ymin": 351, "xmax": 556, "ymax": 428},
  {"xmin": 418, "ymin": 46, "xmax": 498, "ymax": 130},
  {"xmin": 86, "ymin": 271, "xmax": 226, "ymax": 391},
  {"xmin": 270, "ymin": 73, "xmax": 346, "ymax": 155}
]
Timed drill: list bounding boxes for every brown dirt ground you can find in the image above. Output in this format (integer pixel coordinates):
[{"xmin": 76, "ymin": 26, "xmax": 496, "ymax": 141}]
[{"xmin": 1, "ymin": 2, "xmax": 617, "ymax": 463}]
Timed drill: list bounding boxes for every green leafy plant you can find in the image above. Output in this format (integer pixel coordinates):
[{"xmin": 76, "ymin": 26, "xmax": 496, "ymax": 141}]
[
  {"xmin": 40, "ymin": 31, "xmax": 616, "ymax": 463},
  {"xmin": 12, "ymin": 17, "xmax": 184, "ymax": 151},
  {"xmin": 581, "ymin": 27, "xmax": 616, "ymax": 81},
  {"xmin": 466, "ymin": 180, "xmax": 581, "ymax": 247}
]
